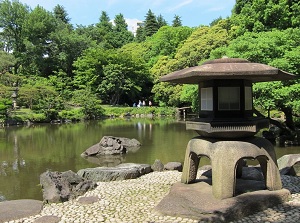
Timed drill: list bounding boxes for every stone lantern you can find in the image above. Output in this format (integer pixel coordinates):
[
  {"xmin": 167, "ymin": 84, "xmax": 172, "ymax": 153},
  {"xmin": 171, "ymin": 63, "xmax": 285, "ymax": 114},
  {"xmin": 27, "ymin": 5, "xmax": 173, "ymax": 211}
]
[{"xmin": 160, "ymin": 58, "xmax": 296, "ymax": 199}]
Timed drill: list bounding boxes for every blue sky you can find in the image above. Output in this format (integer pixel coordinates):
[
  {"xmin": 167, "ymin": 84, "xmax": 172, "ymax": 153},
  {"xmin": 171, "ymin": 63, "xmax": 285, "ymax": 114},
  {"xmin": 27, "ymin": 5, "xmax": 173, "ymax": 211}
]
[{"xmin": 19, "ymin": 0, "xmax": 236, "ymax": 31}]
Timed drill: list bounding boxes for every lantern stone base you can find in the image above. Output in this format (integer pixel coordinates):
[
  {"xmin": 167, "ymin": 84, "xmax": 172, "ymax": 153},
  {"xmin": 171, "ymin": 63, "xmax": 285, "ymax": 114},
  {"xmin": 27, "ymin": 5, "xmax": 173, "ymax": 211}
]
[
  {"xmin": 181, "ymin": 136, "xmax": 282, "ymax": 199},
  {"xmin": 156, "ymin": 181, "xmax": 290, "ymax": 222}
]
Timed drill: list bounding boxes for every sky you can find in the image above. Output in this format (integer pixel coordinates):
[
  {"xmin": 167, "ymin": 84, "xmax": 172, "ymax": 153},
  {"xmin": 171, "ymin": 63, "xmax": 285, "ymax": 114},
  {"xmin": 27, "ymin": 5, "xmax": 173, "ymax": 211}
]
[{"xmin": 18, "ymin": 0, "xmax": 236, "ymax": 32}]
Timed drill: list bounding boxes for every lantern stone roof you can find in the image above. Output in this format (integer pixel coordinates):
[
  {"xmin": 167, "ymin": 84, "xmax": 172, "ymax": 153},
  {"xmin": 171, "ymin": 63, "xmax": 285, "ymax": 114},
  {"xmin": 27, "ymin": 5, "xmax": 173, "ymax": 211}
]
[{"xmin": 160, "ymin": 58, "xmax": 297, "ymax": 84}]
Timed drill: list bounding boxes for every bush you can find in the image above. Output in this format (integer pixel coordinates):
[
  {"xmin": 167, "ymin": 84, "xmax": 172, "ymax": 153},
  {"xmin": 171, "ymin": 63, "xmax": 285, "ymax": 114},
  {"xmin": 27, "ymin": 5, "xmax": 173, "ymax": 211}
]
[
  {"xmin": 103, "ymin": 106, "xmax": 176, "ymax": 117},
  {"xmin": 59, "ymin": 109, "xmax": 84, "ymax": 122}
]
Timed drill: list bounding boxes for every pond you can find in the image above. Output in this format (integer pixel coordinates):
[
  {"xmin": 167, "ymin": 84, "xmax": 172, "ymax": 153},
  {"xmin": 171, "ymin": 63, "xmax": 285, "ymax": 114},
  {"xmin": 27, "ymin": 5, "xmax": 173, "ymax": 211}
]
[{"xmin": 1, "ymin": 118, "xmax": 300, "ymax": 202}]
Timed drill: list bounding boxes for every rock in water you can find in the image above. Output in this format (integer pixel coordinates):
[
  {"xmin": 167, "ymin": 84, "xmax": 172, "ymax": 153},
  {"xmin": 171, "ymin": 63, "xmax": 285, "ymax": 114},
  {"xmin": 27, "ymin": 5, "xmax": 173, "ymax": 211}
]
[{"xmin": 82, "ymin": 136, "xmax": 141, "ymax": 156}]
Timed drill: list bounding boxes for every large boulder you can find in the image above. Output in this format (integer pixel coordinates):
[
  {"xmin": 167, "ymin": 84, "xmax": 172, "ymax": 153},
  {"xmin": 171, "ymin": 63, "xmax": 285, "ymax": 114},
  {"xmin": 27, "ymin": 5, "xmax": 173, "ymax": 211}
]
[
  {"xmin": 77, "ymin": 163, "xmax": 151, "ymax": 182},
  {"xmin": 82, "ymin": 136, "xmax": 141, "ymax": 156},
  {"xmin": 278, "ymin": 154, "xmax": 300, "ymax": 176},
  {"xmin": 40, "ymin": 170, "xmax": 97, "ymax": 203}
]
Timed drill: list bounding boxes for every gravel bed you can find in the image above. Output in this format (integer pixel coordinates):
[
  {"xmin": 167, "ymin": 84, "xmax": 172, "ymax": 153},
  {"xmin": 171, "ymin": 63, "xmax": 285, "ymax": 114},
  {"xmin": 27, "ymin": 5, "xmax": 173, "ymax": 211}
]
[{"xmin": 5, "ymin": 171, "xmax": 300, "ymax": 223}]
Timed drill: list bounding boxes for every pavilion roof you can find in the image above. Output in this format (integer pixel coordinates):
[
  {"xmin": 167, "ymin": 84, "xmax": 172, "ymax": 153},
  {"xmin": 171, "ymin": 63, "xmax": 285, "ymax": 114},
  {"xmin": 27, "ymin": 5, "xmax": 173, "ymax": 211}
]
[{"xmin": 160, "ymin": 58, "xmax": 297, "ymax": 84}]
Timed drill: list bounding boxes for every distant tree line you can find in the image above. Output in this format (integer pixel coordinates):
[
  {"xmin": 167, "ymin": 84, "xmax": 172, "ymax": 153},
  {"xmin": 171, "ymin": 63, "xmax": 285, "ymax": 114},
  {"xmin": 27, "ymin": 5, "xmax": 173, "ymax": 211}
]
[{"xmin": 0, "ymin": 0, "xmax": 299, "ymax": 128}]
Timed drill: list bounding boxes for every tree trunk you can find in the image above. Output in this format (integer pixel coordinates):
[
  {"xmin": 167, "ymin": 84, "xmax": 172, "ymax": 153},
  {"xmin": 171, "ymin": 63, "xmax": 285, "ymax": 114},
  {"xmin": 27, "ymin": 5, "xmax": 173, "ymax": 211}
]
[{"xmin": 282, "ymin": 107, "xmax": 295, "ymax": 131}]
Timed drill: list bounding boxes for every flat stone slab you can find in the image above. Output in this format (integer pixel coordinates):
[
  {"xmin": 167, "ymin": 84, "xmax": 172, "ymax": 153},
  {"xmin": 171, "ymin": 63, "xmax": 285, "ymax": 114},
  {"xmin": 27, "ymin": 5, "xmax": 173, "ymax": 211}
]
[
  {"xmin": 156, "ymin": 180, "xmax": 291, "ymax": 222},
  {"xmin": 0, "ymin": 199, "xmax": 43, "ymax": 222}
]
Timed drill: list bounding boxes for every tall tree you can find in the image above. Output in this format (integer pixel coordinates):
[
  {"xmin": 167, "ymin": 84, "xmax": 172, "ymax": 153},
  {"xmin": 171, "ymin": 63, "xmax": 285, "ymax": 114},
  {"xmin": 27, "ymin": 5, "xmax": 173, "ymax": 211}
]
[
  {"xmin": 95, "ymin": 11, "xmax": 114, "ymax": 48},
  {"xmin": 0, "ymin": 0, "xmax": 29, "ymax": 72},
  {"xmin": 172, "ymin": 15, "xmax": 182, "ymax": 27},
  {"xmin": 22, "ymin": 5, "xmax": 57, "ymax": 76},
  {"xmin": 97, "ymin": 11, "xmax": 113, "ymax": 32},
  {"xmin": 135, "ymin": 23, "xmax": 146, "ymax": 42},
  {"xmin": 157, "ymin": 14, "xmax": 167, "ymax": 28},
  {"xmin": 53, "ymin": 4, "xmax": 70, "ymax": 24},
  {"xmin": 110, "ymin": 13, "xmax": 134, "ymax": 48},
  {"xmin": 144, "ymin": 9, "xmax": 158, "ymax": 37}
]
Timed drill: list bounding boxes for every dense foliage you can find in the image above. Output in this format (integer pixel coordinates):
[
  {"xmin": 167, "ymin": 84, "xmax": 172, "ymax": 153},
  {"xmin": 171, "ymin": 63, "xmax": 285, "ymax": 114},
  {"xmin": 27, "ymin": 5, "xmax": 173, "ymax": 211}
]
[{"xmin": 0, "ymin": 0, "xmax": 299, "ymax": 127}]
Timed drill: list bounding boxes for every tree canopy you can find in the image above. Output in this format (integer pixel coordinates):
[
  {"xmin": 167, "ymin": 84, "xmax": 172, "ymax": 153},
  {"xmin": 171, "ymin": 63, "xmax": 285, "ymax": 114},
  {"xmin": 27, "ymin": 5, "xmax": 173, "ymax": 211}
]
[{"xmin": 0, "ymin": 0, "xmax": 299, "ymax": 128}]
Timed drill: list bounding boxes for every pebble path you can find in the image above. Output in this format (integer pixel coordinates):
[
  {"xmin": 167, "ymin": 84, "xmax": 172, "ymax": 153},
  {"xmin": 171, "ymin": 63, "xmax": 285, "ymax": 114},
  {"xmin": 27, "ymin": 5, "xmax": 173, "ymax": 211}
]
[{"xmin": 5, "ymin": 171, "xmax": 300, "ymax": 223}]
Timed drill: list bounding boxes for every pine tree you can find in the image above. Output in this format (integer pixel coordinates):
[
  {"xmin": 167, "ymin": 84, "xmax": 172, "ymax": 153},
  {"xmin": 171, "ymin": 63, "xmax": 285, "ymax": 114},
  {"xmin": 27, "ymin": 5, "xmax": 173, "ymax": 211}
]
[
  {"xmin": 172, "ymin": 15, "xmax": 182, "ymax": 27},
  {"xmin": 53, "ymin": 4, "xmax": 70, "ymax": 24},
  {"xmin": 135, "ymin": 24, "xmax": 145, "ymax": 42},
  {"xmin": 111, "ymin": 14, "xmax": 134, "ymax": 48},
  {"xmin": 157, "ymin": 14, "xmax": 168, "ymax": 28},
  {"xmin": 97, "ymin": 11, "xmax": 113, "ymax": 32},
  {"xmin": 144, "ymin": 9, "xmax": 158, "ymax": 37}
]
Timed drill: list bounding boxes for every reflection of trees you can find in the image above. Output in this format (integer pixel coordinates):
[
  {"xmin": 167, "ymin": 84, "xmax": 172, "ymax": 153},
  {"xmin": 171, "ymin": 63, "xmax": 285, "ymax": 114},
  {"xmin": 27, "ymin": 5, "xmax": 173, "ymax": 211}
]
[{"xmin": 0, "ymin": 133, "xmax": 26, "ymax": 177}]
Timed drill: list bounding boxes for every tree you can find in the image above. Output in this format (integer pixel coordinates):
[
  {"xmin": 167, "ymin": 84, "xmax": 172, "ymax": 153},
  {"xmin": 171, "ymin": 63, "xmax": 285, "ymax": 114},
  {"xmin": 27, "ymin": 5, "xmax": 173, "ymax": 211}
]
[
  {"xmin": 49, "ymin": 24, "xmax": 92, "ymax": 78},
  {"xmin": 0, "ymin": 98, "xmax": 12, "ymax": 117},
  {"xmin": 71, "ymin": 88, "xmax": 104, "ymax": 119},
  {"xmin": 157, "ymin": 14, "xmax": 167, "ymax": 28},
  {"xmin": 174, "ymin": 24, "xmax": 230, "ymax": 68},
  {"xmin": 210, "ymin": 28, "xmax": 300, "ymax": 129},
  {"xmin": 210, "ymin": 16, "xmax": 223, "ymax": 27},
  {"xmin": 172, "ymin": 15, "xmax": 182, "ymax": 27},
  {"xmin": 110, "ymin": 13, "xmax": 134, "ymax": 48},
  {"xmin": 99, "ymin": 50, "xmax": 149, "ymax": 105},
  {"xmin": 151, "ymin": 23, "xmax": 230, "ymax": 107},
  {"xmin": 135, "ymin": 23, "xmax": 146, "ymax": 42},
  {"xmin": 97, "ymin": 11, "xmax": 113, "ymax": 32},
  {"xmin": 21, "ymin": 5, "xmax": 57, "ymax": 76},
  {"xmin": 0, "ymin": 0, "xmax": 30, "ymax": 72},
  {"xmin": 144, "ymin": 9, "xmax": 158, "ymax": 37},
  {"xmin": 0, "ymin": 50, "xmax": 16, "ymax": 73},
  {"xmin": 146, "ymin": 26, "xmax": 193, "ymax": 58},
  {"xmin": 73, "ymin": 46, "xmax": 108, "ymax": 93},
  {"xmin": 231, "ymin": 0, "xmax": 300, "ymax": 35},
  {"xmin": 53, "ymin": 4, "xmax": 70, "ymax": 24}
]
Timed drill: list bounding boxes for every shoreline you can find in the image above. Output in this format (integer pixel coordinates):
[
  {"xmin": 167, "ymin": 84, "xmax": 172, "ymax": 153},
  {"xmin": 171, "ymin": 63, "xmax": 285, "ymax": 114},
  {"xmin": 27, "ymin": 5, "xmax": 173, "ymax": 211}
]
[{"xmin": 3, "ymin": 171, "xmax": 300, "ymax": 223}]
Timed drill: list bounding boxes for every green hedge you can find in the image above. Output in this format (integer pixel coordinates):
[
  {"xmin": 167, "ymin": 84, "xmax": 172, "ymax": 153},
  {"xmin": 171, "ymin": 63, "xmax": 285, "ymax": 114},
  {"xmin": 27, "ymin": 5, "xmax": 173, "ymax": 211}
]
[{"xmin": 103, "ymin": 106, "xmax": 176, "ymax": 117}]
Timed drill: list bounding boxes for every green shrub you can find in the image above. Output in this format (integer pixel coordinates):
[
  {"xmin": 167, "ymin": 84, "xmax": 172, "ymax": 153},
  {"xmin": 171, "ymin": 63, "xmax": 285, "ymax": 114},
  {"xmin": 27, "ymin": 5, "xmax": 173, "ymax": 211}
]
[
  {"xmin": 59, "ymin": 109, "xmax": 84, "ymax": 122},
  {"xmin": 103, "ymin": 106, "xmax": 176, "ymax": 117}
]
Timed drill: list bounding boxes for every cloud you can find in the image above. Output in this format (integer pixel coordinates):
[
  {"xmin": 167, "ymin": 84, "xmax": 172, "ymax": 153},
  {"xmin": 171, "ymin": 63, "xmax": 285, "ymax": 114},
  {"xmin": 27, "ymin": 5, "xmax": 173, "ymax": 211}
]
[
  {"xmin": 207, "ymin": 7, "xmax": 225, "ymax": 12},
  {"xmin": 167, "ymin": 0, "xmax": 193, "ymax": 12},
  {"xmin": 126, "ymin": 18, "xmax": 143, "ymax": 35}
]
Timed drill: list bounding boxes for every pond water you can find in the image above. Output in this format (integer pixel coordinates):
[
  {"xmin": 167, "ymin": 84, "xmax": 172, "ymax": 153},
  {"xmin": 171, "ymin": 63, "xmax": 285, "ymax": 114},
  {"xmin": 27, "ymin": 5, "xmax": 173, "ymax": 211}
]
[{"xmin": 1, "ymin": 118, "xmax": 300, "ymax": 202}]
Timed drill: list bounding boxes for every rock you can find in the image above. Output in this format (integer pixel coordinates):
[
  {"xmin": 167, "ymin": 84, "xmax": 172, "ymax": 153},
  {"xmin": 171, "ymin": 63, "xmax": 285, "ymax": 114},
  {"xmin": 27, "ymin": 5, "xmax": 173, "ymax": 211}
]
[
  {"xmin": 77, "ymin": 163, "xmax": 151, "ymax": 182},
  {"xmin": 77, "ymin": 196, "xmax": 100, "ymax": 204},
  {"xmin": 151, "ymin": 159, "xmax": 164, "ymax": 172},
  {"xmin": 164, "ymin": 162, "xmax": 183, "ymax": 171},
  {"xmin": 199, "ymin": 165, "xmax": 264, "ymax": 181},
  {"xmin": 292, "ymin": 162, "xmax": 300, "ymax": 176},
  {"xmin": 81, "ymin": 154, "xmax": 125, "ymax": 166},
  {"xmin": 40, "ymin": 170, "xmax": 97, "ymax": 203},
  {"xmin": 34, "ymin": 215, "xmax": 61, "ymax": 223},
  {"xmin": 156, "ymin": 181, "xmax": 290, "ymax": 222},
  {"xmin": 0, "ymin": 199, "xmax": 43, "ymax": 222},
  {"xmin": 278, "ymin": 154, "xmax": 300, "ymax": 175},
  {"xmin": 241, "ymin": 166, "xmax": 264, "ymax": 181},
  {"xmin": 82, "ymin": 136, "xmax": 141, "ymax": 156}
]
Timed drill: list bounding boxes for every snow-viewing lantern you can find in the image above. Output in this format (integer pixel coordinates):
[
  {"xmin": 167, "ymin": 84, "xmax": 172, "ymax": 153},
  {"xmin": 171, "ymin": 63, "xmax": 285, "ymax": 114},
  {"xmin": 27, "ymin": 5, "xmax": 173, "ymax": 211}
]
[{"xmin": 159, "ymin": 57, "xmax": 297, "ymax": 200}]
